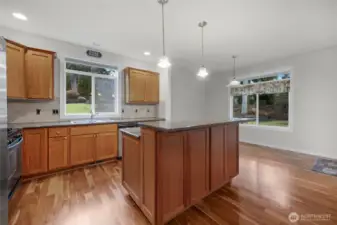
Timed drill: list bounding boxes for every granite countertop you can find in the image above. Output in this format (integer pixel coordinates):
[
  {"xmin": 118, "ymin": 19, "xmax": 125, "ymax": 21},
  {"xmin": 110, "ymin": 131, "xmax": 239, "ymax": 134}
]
[
  {"xmin": 120, "ymin": 127, "xmax": 141, "ymax": 139},
  {"xmin": 138, "ymin": 118, "xmax": 254, "ymax": 132},
  {"xmin": 8, "ymin": 117, "xmax": 164, "ymax": 129}
]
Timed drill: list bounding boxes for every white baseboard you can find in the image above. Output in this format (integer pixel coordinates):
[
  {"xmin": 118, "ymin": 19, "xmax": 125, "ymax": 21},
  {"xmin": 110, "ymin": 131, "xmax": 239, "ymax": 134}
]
[{"xmin": 240, "ymin": 139, "xmax": 336, "ymax": 160}]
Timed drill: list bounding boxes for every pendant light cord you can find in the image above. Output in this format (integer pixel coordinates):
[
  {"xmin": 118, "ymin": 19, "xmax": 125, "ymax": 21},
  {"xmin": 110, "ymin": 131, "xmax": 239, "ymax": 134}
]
[
  {"xmin": 233, "ymin": 56, "xmax": 236, "ymax": 79},
  {"xmin": 161, "ymin": 3, "xmax": 166, "ymax": 56},
  {"xmin": 201, "ymin": 26, "xmax": 204, "ymax": 66}
]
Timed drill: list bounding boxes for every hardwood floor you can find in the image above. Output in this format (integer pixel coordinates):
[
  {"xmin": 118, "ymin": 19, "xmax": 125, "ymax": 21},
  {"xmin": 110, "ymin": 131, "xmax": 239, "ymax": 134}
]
[{"xmin": 9, "ymin": 143, "xmax": 337, "ymax": 225}]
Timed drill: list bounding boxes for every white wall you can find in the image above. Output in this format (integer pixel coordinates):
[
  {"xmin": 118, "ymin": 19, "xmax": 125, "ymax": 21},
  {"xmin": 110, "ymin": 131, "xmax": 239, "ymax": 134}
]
[
  {"xmin": 206, "ymin": 46, "xmax": 337, "ymax": 159},
  {"xmin": 0, "ymin": 26, "xmax": 160, "ymax": 122},
  {"xmin": 170, "ymin": 65, "xmax": 206, "ymax": 122}
]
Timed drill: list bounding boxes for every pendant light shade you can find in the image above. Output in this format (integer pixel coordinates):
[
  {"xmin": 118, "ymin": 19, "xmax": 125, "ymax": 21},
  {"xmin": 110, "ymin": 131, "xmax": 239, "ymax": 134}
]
[
  {"xmin": 158, "ymin": 56, "xmax": 171, "ymax": 68},
  {"xmin": 157, "ymin": 0, "xmax": 171, "ymax": 68},
  {"xmin": 197, "ymin": 21, "xmax": 209, "ymax": 78},
  {"xmin": 228, "ymin": 56, "xmax": 240, "ymax": 86},
  {"xmin": 197, "ymin": 66, "xmax": 209, "ymax": 78}
]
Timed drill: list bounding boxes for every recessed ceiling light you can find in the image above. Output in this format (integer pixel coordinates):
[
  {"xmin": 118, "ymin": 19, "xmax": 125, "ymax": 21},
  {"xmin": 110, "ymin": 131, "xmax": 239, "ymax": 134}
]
[
  {"xmin": 12, "ymin": 12, "xmax": 28, "ymax": 21},
  {"xmin": 144, "ymin": 51, "xmax": 151, "ymax": 56}
]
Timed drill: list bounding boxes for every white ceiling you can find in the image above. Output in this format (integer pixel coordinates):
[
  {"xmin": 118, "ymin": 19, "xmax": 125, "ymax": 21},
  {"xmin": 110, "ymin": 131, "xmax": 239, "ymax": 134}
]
[{"xmin": 1, "ymin": 0, "xmax": 337, "ymax": 72}]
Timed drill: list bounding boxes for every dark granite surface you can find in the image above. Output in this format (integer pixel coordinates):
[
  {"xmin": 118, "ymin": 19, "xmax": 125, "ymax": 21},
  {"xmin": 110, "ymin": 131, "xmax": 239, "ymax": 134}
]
[
  {"xmin": 120, "ymin": 127, "xmax": 141, "ymax": 139},
  {"xmin": 138, "ymin": 118, "xmax": 254, "ymax": 132},
  {"xmin": 9, "ymin": 117, "xmax": 164, "ymax": 129}
]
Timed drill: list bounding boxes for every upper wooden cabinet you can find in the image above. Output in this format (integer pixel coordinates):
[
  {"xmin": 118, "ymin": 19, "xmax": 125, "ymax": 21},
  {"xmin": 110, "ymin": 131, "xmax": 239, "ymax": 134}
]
[
  {"xmin": 124, "ymin": 67, "xmax": 159, "ymax": 104},
  {"xmin": 25, "ymin": 48, "xmax": 54, "ymax": 99},
  {"xmin": 6, "ymin": 41, "xmax": 26, "ymax": 99},
  {"xmin": 5, "ymin": 39, "xmax": 55, "ymax": 100}
]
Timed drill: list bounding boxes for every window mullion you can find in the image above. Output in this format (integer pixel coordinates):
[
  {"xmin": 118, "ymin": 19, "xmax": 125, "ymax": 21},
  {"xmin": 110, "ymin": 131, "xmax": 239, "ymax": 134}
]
[
  {"xmin": 256, "ymin": 94, "xmax": 259, "ymax": 125},
  {"xmin": 91, "ymin": 77, "xmax": 95, "ymax": 114}
]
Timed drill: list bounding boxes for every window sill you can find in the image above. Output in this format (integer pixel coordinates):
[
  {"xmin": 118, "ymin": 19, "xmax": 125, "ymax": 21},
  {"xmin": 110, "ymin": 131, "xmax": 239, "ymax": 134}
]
[
  {"xmin": 239, "ymin": 123, "xmax": 292, "ymax": 132},
  {"xmin": 60, "ymin": 113, "xmax": 121, "ymax": 120}
]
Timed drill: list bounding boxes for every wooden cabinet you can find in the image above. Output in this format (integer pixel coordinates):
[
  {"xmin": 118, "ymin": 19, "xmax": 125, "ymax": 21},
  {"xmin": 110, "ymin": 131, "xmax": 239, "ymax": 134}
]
[
  {"xmin": 226, "ymin": 123, "xmax": 239, "ymax": 178},
  {"xmin": 145, "ymin": 74, "xmax": 159, "ymax": 103},
  {"xmin": 22, "ymin": 128, "xmax": 48, "ymax": 176},
  {"xmin": 25, "ymin": 48, "xmax": 54, "ymax": 99},
  {"xmin": 124, "ymin": 67, "xmax": 159, "ymax": 104},
  {"xmin": 5, "ymin": 39, "xmax": 55, "ymax": 100},
  {"xmin": 158, "ymin": 132, "xmax": 185, "ymax": 223},
  {"xmin": 210, "ymin": 125, "xmax": 227, "ymax": 191},
  {"xmin": 70, "ymin": 134, "xmax": 95, "ymax": 166},
  {"xmin": 122, "ymin": 134, "xmax": 142, "ymax": 204},
  {"xmin": 49, "ymin": 137, "xmax": 68, "ymax": 171},
  {"xmin": 6, "ymin": 41, "xmax": 26, "ymax": 99},
  {"xmin": 96, "ymin": 132, "xmax": 118, "ymax": 160},
  {"xmin": 128, "ymin": 69, "xmax": 146, "ymax": 102},
  {"xmin": 187, "ymin": 129, "xmax": 209, "ymax": 205}
]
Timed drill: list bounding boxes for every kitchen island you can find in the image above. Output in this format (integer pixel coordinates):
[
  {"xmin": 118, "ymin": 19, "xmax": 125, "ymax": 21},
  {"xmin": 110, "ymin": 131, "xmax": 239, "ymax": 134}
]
[{"xmin": 121, "ymin": 119, "xmax": 251, "ymax": 225}]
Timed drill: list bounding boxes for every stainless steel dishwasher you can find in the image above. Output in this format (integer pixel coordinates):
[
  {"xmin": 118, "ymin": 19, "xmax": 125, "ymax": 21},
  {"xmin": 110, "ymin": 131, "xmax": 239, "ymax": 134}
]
[{"xmin": 118, "ymin": 122, "xmax": 139, "ymax": 160}]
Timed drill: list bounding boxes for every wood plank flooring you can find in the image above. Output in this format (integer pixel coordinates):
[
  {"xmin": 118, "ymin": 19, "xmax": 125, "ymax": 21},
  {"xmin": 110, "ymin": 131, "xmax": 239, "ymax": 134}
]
[{"xmin": 9, "ymin": 143, "xmax": 337, "ymax": 225}]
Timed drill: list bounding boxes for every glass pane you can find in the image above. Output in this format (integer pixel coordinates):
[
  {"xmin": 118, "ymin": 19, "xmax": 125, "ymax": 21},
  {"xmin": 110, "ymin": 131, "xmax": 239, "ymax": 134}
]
[
  {"xmin": 233, "ymin": 95, "xmax": 257, "ymax": 124},
  {"xmin": 66, "ymin": 62, "xmax": 117, "ymax": 76},
  {"xmin": 95, "ymin": 78, "xmax": 116, "ymax": 113},
  {"xmin": 258, "ymin": 93, "xmax": 289, "ymax": 127},
  {"xmin": 66, "ymin": 73, "xmax": 92, "ymax": 114}
]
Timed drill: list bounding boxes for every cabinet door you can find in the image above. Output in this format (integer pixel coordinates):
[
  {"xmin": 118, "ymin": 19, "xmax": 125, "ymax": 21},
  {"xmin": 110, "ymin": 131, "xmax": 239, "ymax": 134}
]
[
  {"xmin": 158, "ymin": 132, "xmax": 185, "ymax": 223},
  {"xmin": 49, "ymin": 137, "xmax": 69, "ymax": 171},
  {"xmin": 145, "ymin": 74, "xmax": 159, "ymax": 103},
  {"xmin": 96, "ymin": 132, "xmax": 117, "ymax": 160},
  {"xmin": 210, "ymin": 126, "xmax": 227, "ymax": 191},
  {"xmin": 25, "ymin": 49, "xmax": 54, "ymax": 99},
  {"xmin": 6, "ymin": 41, "xmax": 26, "ymax": 99},
  {"xmin": 70, "ymin": 134, "xmax": 95, "ymax": 166},
  {"xmin": 187, "ymin": 129, "xmax": 209, "ymax": 205},
  {"xmin": 122, "ymin": 134, "xmax": 141, "ymax": 204},
  {"xmin": 128, "ymin": 70, "xmax": 146, "ymax": 103},
  {"xmin": 22, "ymin": 128, "xmax": 48, "ymax": 176},
  {"xmin": 226, "ymin": 123, "xmax": 239, "ymax": 178}
]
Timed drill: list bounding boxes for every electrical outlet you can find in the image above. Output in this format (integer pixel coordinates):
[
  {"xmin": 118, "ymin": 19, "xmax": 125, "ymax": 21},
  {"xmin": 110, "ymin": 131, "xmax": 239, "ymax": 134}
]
[
  {"xmin": 36, "ymin": 109, "xmax": 41, "ymax": 115},
  {"xmin": 52, "ymin": 109, "xmax": 59, "ymax": 115},
  {"xmin": 135, "ymin": 109, "xmax": 138, "ymax": 113},
  {"xmin": 147, "ymin": 109, "xmax": 150, "ymax": 113},
  {"xmin": 122, "ymin": 109, "xmax": 124, "ymax": 113}
]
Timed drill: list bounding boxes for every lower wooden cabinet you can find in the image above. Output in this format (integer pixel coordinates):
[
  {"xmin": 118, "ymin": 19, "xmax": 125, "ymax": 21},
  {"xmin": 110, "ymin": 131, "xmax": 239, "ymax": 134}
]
[
  {"xmin": 96, "ymin": 132, "xmax": 118, "ymax": 160},
  {"xmin": 48, "ymin": 137, "xmax": 69, "ymax": 171},
  {"xmin": 226, "ymin": 123, "xmax": 239, "ymax": 178},
  {"xmin": 122, "ymin": 134, "xmax": 142, "ymax": 204},
  {"xmin": 70, "ymin": 134, "xmax": 95, "ymax": 166},
  {"xmin": 22, "ymin": 128, "xmax": 48, "ymax": 176}
]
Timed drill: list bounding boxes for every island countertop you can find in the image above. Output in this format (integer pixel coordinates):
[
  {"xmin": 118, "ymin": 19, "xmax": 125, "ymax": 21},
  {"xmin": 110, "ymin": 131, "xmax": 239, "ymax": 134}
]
[{"xmin": 138, "ymin": 118, "xmax": 253, "ymax": 132}]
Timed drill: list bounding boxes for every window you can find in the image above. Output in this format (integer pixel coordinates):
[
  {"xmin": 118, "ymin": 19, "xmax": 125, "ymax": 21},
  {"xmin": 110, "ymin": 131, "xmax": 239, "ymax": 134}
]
[
  {"xmin": 63, "ymin": 59, "xmax": 118, "ymax": 117},
  {"xmin": 230, "ymin": 72, "xmax": 290, "ymax": 128}
]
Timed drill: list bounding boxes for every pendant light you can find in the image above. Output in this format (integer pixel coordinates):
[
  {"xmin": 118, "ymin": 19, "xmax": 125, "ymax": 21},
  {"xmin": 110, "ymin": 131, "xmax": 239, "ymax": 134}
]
[
  {"xmin": 197, "ymin": 21, "xmax": 209, "ymax": 78},
  {"xmin": 157, "ymin": 0, "xmax": 171, "ymax": 68},
  {"xmin": 228, "ymin": 55, "xmax": 240, "ymax": 86}
]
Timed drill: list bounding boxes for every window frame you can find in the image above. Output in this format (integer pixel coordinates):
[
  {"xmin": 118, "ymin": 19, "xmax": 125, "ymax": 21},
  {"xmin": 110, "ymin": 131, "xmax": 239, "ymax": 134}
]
[
  {"xmin": 229, "ymin": 69, "xmax": 293, "ymax": 132},
  {"xmin": 60, "ymin": 57, "xmax": 120, "ymax": 119}
]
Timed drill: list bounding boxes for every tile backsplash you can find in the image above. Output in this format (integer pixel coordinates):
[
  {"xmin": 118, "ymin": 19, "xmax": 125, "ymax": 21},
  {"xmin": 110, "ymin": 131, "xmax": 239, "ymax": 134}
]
[{"xmin": 8, "ymin": 98, "xmax": 158, "ymax": 123}]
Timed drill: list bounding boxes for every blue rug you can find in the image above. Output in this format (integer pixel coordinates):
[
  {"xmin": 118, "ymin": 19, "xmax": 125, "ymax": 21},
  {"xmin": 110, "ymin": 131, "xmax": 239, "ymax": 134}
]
[{"xmin": 312, "ymin": 158, "xmax": 337, "ymax": 177}]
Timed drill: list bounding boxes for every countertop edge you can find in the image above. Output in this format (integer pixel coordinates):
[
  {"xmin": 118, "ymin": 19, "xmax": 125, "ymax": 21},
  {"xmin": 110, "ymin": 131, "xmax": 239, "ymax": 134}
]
[
  {"xmin": 8, "ymin": 118, "xmax": 165, "ymax": 129},
  {"xmin": 138, "ymin": 119, "xmax": 254, "ymax": 132}
]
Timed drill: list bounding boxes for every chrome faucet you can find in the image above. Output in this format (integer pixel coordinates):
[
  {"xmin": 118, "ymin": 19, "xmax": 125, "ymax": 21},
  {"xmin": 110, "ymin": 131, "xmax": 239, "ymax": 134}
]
[{"xmin": 90, "ymin": 110, "xmax": 95, "ymax": 120}]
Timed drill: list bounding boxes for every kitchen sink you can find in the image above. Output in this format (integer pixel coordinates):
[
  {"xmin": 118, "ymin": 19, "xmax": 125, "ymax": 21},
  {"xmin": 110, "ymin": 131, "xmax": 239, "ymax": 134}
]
[{"xmin": 70, "ymin": 119, "xmax": 107, "ymax": 124}]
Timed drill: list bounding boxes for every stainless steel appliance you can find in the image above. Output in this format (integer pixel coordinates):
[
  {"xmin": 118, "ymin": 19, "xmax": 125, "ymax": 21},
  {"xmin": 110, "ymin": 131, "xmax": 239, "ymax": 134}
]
[
  {"xmin": 0, "ymin": 36, "xmax": 8, "ymax": 225},
  {"xmin": 118, "ymin": 122, "xmax": 139, "ymax": 159},
  {"xmin": 7, "ymin": 128, "xmax": 22, "ymax": 198}
]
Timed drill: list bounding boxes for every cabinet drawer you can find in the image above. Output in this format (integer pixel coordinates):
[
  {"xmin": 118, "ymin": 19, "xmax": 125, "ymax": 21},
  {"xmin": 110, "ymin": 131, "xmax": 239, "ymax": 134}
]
[
  {"xmin": 49, "ymin": 127, "xmax": 68, "ymax": 137},
  {"xmin": 70, "ymin": 124, "xmax": 117, "ymax": 136}
]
